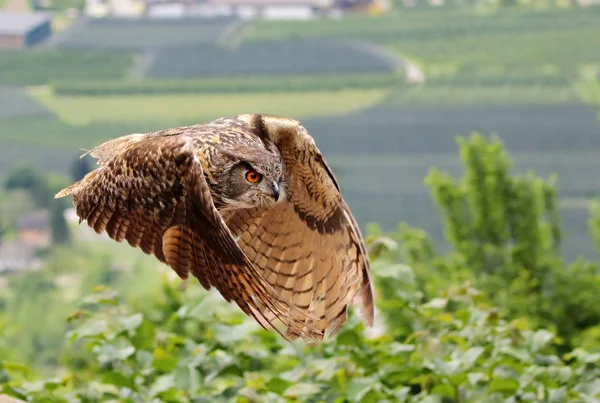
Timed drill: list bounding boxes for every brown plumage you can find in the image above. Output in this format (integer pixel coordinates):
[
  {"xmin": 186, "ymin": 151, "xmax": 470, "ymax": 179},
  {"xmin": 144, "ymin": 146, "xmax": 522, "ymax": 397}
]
[{"xmin": 56, "ymin": 113, "xmax": 374, "ymax": 344}]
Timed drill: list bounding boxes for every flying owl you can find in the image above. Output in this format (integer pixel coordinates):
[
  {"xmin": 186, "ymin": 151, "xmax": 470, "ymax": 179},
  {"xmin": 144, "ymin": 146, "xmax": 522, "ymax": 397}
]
[{"xmin": 56, "ymin": 113, "xmax": 374, "ymax": 344}]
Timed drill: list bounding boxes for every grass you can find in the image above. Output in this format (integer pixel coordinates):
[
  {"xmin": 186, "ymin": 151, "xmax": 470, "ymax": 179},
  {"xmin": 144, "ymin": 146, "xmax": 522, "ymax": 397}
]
[
  {"xmin": 0, "ymin": 117, "xmax": 147, "ymax": 149},
  {"xmin": 0, "ymin": 86, "xmax": 51, "ymax": 118},
  {"xmin": 576, "ymin": 76, "xmax": 600, "ymax": 115},
  {"xmin": 52, "ymin": 73, "xmax": 403, "ymax": 96},
  {"xmin": 31, "ymin": 88, "xmax": 389, "ymax": 126},
  {"xmin": 385, "ymin": 83, "xmax": 581, "ymax": 105}
]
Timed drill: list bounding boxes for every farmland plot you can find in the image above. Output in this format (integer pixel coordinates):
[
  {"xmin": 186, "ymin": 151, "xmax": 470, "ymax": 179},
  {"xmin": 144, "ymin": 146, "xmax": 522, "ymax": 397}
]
[
  {"xmin": 32, "ymin": 90, "xmax": 388, "ymax": 126},
  {"xmin": 57, "ymin": 17, "xmax": 238, "ymax": 50},
  {"xmin": 0, "ymin": 87, "xmax": 51, "ymax": 119},
  {"xmin": 303, "ymin": 103, "xmax": 600, "ymax": 259},
  {"xmin": 147, "ymin": 39, "xmax": 396, "ymax": 78},
  {"xmin": 250, "ymin": 8, "xmax": 600, "ymax": 49},
  {"xmin": 303, "ymin": 104, "xmax": 600, "ymax": 156},
  {"xmin": 0, "ymin": 50, "xmax": 133, "ymax": 86}
]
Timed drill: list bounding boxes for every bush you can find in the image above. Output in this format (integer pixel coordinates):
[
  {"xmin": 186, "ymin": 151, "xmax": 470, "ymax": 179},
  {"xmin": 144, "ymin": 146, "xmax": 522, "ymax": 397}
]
[
  {"xmin": 1, "ymin": 133, "xmax": 600, "ymax": 402},
  {"xmin": 1, "ymin": 278, "xmax": 599, "ymax": 402},
  {"xmin": 371, "ymin": 133, "xmax": 600, "ymax": 351}
]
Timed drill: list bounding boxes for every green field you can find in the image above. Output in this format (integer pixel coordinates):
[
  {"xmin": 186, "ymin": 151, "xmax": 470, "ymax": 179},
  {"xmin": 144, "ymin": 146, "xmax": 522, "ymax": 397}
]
[
  {"xmin": 51, "ymin": 73, "xmax": 403, "ymax": 96},
  {"xmin": 147, "ymin": 39, "xmax": 397, "ymax": 78},
  {"xmin": 31, "ymin": 88, "xmax": 389, "ymax": 126},
  {"xmin": 0, "ymin": 50, "xmax": 134, "ymax": 86},
  {"xmin": 0, "ymin": 87, "xmax": 51, "ymax": 118},
  {"xmin": 248, "ymin": 8, "xmax": 600, "ymax": 105},
  {"xmin": 57, "ymin": 17, "xmax": 238, "ymax": 50}
]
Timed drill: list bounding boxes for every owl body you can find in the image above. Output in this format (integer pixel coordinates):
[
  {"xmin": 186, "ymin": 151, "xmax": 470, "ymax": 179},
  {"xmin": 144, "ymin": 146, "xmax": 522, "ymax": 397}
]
[{"xmin": 57, "ymin": 113, "xmax": 374, "ymax": 344}]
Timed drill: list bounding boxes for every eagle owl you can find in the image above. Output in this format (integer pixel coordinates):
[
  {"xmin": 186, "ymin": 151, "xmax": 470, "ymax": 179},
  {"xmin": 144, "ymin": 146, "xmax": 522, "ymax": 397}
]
[{"xmin": 56, "ymin": 113, "xmax": 374, "ymax": 344}]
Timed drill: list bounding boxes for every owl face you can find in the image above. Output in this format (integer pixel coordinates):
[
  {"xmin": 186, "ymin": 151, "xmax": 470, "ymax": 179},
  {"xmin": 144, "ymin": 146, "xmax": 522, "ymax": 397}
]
[{"xmin": 209, "ymin": 146, "xmax": 285, "ymax": 210}]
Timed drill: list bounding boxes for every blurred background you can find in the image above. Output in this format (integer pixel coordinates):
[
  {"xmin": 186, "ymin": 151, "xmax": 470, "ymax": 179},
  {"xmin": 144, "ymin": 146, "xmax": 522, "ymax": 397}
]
[{"xmin": 1, "ymin": 0, "xmax": 600, "ymax": 398}]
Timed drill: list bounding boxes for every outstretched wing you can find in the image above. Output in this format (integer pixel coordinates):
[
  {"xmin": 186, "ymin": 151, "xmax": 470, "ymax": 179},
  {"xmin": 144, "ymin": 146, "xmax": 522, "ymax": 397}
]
[
  {"xmin": 222, "ymin": 114, "xmax": 374, "ymax": 343},
  {"xmin": 56, "ymin": 133, "xmax": 320, "ymax": 342}
]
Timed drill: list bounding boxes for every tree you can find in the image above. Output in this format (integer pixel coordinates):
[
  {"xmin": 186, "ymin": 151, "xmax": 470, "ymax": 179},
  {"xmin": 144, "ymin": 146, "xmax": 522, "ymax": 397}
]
[
  {"xmin": 50, "ymin": 199, "xmax": 70, "ymax": 244},
  {"xmin": 3, "ymin": 164, "xmax": 51, "ymax": 208},
  {"xmin": 375, "ymin": 133, "xmax": 600, "ymax": 351}
]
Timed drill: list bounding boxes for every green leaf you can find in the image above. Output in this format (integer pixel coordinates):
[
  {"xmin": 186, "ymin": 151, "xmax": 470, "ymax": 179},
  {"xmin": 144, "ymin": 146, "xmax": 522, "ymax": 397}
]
[
  {"xmin": 311, "ymin": 359, "xmax": 338, "ymax": 382},
  {"xmin": 135, "ymin": 350, "xmax": 154, "ymax": 369},
  {"xmin": 212, "ymin": 322, "xmax": 257, "ymax": 345},
  {"xmin": 101, "ymin": 372, "xmax": 135, "ymax": 389},
  {"xmin": 423, "ymin": 298, "xmax": 448, "ymax": 309},
  {"xmin": 427, "ymin": 358, "xmax": 460, "ymax": 376},
  {"xmin": 283, "ymin": 383, "xmax": 321, "ymax": 399},
  {"xmin": 548, "ymin": 387, "xmax": 568, "ymax": 403},
  {"xmin": 389, "ymin": 343, "xmax": 416, "ymax": 354},
  {"xmin": 373, "ymin": 263, "xmax": 412, "ymax": 280},
  {"xmin": 131, "ymin": 319, "xmax": 156, "ymax": 351},
  {"xmin": 461, "ymin": 347, "xmax": 484, "ymax": 370},
  {"xmin": 574, "ymin": 378, "xmax": 600, "ymax": 397},
  {"xmin": 335, "ymin": 329, "xmax": 363, "ymax": 347},
  {"xmin": 500, "ymin": 346, "xmax": 533, "ymax": 363},
  {"xmin": 530, "ymin": 330, "xmax": 554, "ymax": 352},
  {"xmin": 82, "ymin": 287, "xmax": 120, "ymax": 306},
  {"xmin": 468, "ymin": 372, "xmax": 487, "ymax": 386},
  {"xmin": 488, "ymin": 378, "xmax": 519, "ymax": 395},
  {"xmin": 431, "ymin": 383, "xmax": 455, "ymax": 398},
  {"xmin": 93, "ymin": 343, "xmax": 136, "ymax": 363},
  {"xmin": 151, "ymin": 374, "xmax": 176, "ymax": 396},
  {"xmin": 393, "ymin": 387, "xmax": 411, "ymax": 401},
  {"xmin": 119, "ymin": 313, "xmax": 143, "ymax": 333},
  {"xmin": 68, "ymin": 319, "xmax": 108, "ymax": 342},
  {"xmin": 1, "ymin": 362, "xmax": 32, "ymax": 378},
  {"xmin": 42, "ymin": 378, "xmax": 65, "ymax": 391},
  {"xmin": 153, "ymin": 347, "xmax": 178, "ymax": 372},
  {"xmin": 347, "ymin": 377, "xmax": 378, "ymax": 402},
  {"xmin": 265, "ymin": 377, "xmax": 293, "ymax": 395}
]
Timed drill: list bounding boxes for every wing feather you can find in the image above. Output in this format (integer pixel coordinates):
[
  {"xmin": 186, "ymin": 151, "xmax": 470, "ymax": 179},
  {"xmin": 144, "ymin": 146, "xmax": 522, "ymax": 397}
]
[
  {"xmin": 223, "ymin": 113, "xmax": 375, "ymax": 341},
  {"xmin": 56, "ymin": 134, "xmax": 321, "ymax": 342}
]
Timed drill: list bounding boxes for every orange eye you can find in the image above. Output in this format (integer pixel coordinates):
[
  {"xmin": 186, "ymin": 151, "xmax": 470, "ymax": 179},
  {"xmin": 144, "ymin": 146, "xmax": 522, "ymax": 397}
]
[{"xmin": 246, "ymin": 170, "xmax": 262, "ymax": 183}]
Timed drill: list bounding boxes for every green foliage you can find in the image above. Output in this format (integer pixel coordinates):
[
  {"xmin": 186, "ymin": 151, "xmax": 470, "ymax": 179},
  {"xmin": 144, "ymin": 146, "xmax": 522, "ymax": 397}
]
[
  {"xmin": 3, "ymin": 164, "xmax": 51, "ymax": 208},
  {"xmin": 1, "ymin": 132, "xmax": 600, "ymax": 402},
  {"xmin": 50, "ymin": 199, "xmax": 70, "ymax": 244},
  {"xmin": 0, "ymin": 50, "xmax": 133, "ymax": 86},
  {"xmin": 52, "ymin": 74, "xmax": 402, "ymax": 96},
  {"xmin": 374, "ymin": 133, "xmax": 600, "ymax": 350},
  {"xmin": 0, "ymin": 240, "xmax": 158, "ymax": 369},
  {"xmin": 0, "ymin": 87, "xmax": 51, "ymax": 119},
  {"xmin": 1, "ymin": 279, "xmax": 599, "ymax": 402},
  {"xmin": 0, "ymin": 190, "xmax": 35, "ymax": 234}
]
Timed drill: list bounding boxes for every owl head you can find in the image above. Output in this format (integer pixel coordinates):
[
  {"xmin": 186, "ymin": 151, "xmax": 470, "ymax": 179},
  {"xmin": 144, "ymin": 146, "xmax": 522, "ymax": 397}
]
[{"xmin": 209, "ymin": 143, "xmax": 285, "ymax": 210}]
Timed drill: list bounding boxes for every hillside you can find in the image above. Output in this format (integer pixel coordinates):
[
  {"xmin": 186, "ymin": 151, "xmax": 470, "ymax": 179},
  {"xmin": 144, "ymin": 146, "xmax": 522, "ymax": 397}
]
[{"xmin": 1, "ymin": 7, "xmax": 600, "ymax": 258}]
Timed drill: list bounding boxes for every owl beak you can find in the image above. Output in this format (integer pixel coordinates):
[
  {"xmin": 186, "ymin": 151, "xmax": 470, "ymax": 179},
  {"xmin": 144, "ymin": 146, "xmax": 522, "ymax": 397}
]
[{"xmin": 271, "ymin": 181, "xmax": 280, "ymax": 202}]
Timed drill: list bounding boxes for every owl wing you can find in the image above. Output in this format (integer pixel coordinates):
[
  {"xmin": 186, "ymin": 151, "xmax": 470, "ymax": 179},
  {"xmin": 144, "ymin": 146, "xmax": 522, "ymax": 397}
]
[
  {"xmin": 56, "ymin": 133, "xmax": 321, "ymax": 341},
  {"xmin": 222, "ymin": 114, "xmax": 374, "ymax": 343}
]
